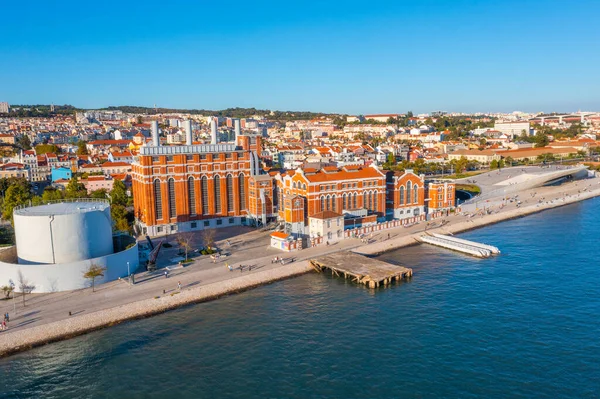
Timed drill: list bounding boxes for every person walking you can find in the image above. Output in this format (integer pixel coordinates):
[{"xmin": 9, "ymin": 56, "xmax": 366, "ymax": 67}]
[
  {"xmin": 164, "ymin": 270, "xmax": 168, "ymax": 278},
  {"xmin": 177, "ymin": 281, "xmax": 182, "ymax": 291}
]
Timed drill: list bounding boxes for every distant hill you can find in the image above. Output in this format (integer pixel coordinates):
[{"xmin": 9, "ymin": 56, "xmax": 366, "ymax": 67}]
[
  {"xmin": 103, "ymin": 105, "xmax": 339, "ymax": 121},
  {"xmin": 4, "ymin": 104, "xmax": 341, "ymax": 121}
]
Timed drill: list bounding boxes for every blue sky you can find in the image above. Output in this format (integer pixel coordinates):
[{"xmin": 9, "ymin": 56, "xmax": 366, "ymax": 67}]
[{"xmin": 1, "ymin": 0, "xmax": 599, "ymax": 114}]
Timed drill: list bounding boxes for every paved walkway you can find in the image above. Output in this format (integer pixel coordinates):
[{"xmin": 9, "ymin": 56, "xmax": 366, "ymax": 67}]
[{"xmin": 1, "ymin": 172, "xmax": 599, "ymax": 339}]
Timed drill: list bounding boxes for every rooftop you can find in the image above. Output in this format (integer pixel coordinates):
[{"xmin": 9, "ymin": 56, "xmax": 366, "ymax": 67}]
[{"xmin": 14, "ymin": 199, "xmax": 110, "ymax": 216}]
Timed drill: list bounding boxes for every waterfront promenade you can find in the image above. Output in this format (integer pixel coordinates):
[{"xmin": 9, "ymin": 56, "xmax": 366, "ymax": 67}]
[{"xmin": 1, "ymin": 172, "xmax": 600, "ymax": 356}]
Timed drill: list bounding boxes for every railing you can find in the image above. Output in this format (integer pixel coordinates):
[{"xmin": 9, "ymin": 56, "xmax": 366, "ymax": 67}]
[{"xmin": 14, "ymin": 198, "xmax": 110, "ymax": 213}]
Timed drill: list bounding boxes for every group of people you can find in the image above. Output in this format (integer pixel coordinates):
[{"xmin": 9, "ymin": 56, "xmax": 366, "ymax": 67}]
[
  {"xmin": 271, "ymin": 256, "xmax": 286, "ymax": 265},
  {"xmin": 1, "ymin": 312, "xmax": 9, "ymax": 331},
  {"xmin": 227, "ymin": 263, "xmax": 253, "ymax": 272}
]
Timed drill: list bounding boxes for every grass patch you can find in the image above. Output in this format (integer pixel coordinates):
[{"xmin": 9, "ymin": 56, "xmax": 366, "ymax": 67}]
[
  {"xmin": 455, "ymin": 184, "xmax": 481, "ymax": 195},
  {"xmin": 443, "ymin": 170, "xmax": 487, "ymax": 179}
]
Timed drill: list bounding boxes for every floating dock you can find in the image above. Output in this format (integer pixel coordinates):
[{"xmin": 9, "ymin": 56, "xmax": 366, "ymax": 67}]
[
  {"xmin": 417, "ymin": 233, "xmax": 500, "ymax": 258},
  {"xmin": 310, "ymin": 252, "xmax": 412, "ymax": 289}
]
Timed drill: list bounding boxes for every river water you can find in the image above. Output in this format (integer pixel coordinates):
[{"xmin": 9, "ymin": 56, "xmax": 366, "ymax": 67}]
[{"xmin": 1, "ymin": 198, "xmax": 600, "ymax": 398}]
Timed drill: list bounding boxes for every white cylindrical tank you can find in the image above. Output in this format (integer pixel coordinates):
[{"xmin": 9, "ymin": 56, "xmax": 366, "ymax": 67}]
[{"xmin": 14, "ymin": 201, "xmax": 114, "ymax": 265}]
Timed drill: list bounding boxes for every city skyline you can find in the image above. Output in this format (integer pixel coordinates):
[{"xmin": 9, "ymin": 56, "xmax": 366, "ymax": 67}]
[{"xmin": 2, "ymin": 0, "xmax": 599, "ymax": 114}]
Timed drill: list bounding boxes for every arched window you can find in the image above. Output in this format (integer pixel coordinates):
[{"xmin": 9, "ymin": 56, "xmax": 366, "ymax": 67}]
[
  {"xmin": 214, "ymin": 176, "xmax": 221, "ymax": 213},
  {"xmin": 343, "ymin": 193, "xmax": 347, "ymax": 210},
  {"xmin": 413, "ymin": 184, "xmax": 419, "ymax": 204},
  {"xmin": 320, "ymin": 196, "xmax": 325, "ymax": 212},
  {"xmin": 168, "ymin": 178, "xmax": 176, "ymax": 218},
  {"xmin": 372, "ymin": 192, "xmax": 377, "ymax": 211},
  {"xmin": 326, "ymin": 195, "xmax": 331, "ymax": 211},
  {"xmin": 293, "ymin": 182, "xmax": 297, "ymax": 189},
  {"xmin": 303, "ymin": 183, "xmax": 307, "ymax": 190},
  {"xmin": 188, "ymin": 177, "xmax": 196, "ymax": 215},
  {"xmin": 353, "ymin": 193, "xmax": 357, "ymax": 209},
  {"xmin": 238, "ymin": 173, "xmax": 246, "ymax": 210},
  {"xmin": 399, "ymin": 186, "xmax": 405, "ymax": 205},
  {"xmin": 201, "ymin": 176, "xmax": 209, "ymax": 215},
  {"xmin": 368, "ymin": 191, "xmax": 373, "ymax": 210},
  {"xmin": 332, "ymin": 195, "xmax": 336, "ymax": 212},
  {"xmin": 226, "ymin": 174, "xmax": 234, "ymax": 213},
  {"xmin": 406, "ymin": 181, "xmax": 412, "ymax": 204},
  {"xmin": 153, "ymin": 179, "xmax": 162, "ymax": 220}
]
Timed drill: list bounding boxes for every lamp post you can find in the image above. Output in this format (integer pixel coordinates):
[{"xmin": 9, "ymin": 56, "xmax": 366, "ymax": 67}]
[
  {"xmin": 127, "ymin": 261, "xmax": 131, "ymax": 286},
  {"xmin": 9, "ymin": 279, "xmax": 15, "ymax": 316}
]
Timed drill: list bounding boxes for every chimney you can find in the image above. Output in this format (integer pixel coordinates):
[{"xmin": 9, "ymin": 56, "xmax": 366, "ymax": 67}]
[
  {"xmin": 185, "ymin": 120, "xmax": 192, "ymax": 145},
  {"xmin": 234, "ymin": 119, "xmax": 241, "ymax": 141},
  {"xmin": 210, "ymin": 118, "xmax": 218, "ymax": 145},
  {"xmin": 151, "ymin": 121, "xmax": 159, "ymax": 146}
]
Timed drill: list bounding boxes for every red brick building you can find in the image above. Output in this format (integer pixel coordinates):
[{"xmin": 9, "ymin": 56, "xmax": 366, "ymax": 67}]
[
  {"xmin": 426, "ymin": 181, "xmax": 456, "ymax": 213},
  {"xmin": 385, "ymin": 169, "xmax": 426, "ymax": 220},
  {"xmin": 132, "ymin": 136, "xmax": 262, "ymax": 236},
  {"xmin": 275, "ymin": 165, "xmax": 387, "ymax": 237}
]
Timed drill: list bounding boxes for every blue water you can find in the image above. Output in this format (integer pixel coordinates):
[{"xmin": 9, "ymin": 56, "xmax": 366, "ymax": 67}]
[{"xmin": 1, "ymin": 198, "xmax": 600, "ymax": 399}]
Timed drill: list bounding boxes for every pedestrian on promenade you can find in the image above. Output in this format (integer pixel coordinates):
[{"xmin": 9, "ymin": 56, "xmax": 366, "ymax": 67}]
[
  {"xmin": 164, "ymin": 270, "xmax": 168, "ymax": 278},
  {"xmin": 248, "ymin": 265, "xmax": 252, "ymax": 271},
  {"xmin": 387, "ymin": 233, "xmax": 390, "ymax": 240},
  {"xmin": 226, "ymin": 240, "xmax": 231, "ymax": 246},
  {"xmin": 177, "ymin": 281, "xmax": 182, "ymax": 290},
  {"xmin": 1, "ymin": 320, "xmax": 6, "ymax": 331},
  {"xmin": 240, "ymin": 265, "xmax": 244, "ymax": 272}
]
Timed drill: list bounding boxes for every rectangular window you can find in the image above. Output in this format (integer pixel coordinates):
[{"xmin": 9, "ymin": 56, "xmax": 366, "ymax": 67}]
[
  {"xmin": 191, "ymin": 222, "xmax": 197, "ymax": 228},
  {"xmin": 203, "ymin": 220, "xmax": 210, "ymax": 227},
  {"xmin": 187, "ymin": 155, "xmax": 194, "ymax": 161},
  {"xmin": 152, "ymin": 156, "xmax": 159, "ymax": 162},
  {"xmin": 157, "ymin": 226, "xmax": 163, "ymax": 233},
  {"xmin": 229, "ymin": 218, "xmax": 234, "ymax": 224},
  {"xmin": 167, "ymin": 156, "xmax": 174, "ymax": 162},
  {"xmin": 216, "ymin": 219, "xmax": 223, "ymax": 225}
]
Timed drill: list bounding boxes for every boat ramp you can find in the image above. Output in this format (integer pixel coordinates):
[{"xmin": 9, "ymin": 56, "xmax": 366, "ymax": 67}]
[
  {"xmin": 417, "ymin": 233, "xmax": 500, "ymax": 258},
  {"xmin": 310, "ymin": 252, "xmax": 412, "ymax": 289}
]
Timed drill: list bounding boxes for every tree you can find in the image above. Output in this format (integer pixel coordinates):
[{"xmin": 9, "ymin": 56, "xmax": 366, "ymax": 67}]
[
  {"xmin": 498, "ymin": 159, "xmax": 505, "ymax": 169},
  {"xmin": 177, "ymin": 233, "xmax": 194, "ymax": 261},
  {"xmin": 2, "ymin": 183, "xmax": 32, "ymax": 222},
  {"xmin": 505, "ymin": 156, "xmax": 514, "ymax": 166},
  {"xmin": 201, "ymin": 228, "xmax": 216, "ymax": 249},
  {"xmin": 111, "ymin": 205, "xmax": 130, "ymax": 232},
  {"xmin": 42, "ymin": 187, "xmax": 63, "ymax": 202},
  {"xmin": 17, "ymin": 270, "xmax": 35, "ymax": 306},
  {"xmin": 64, "ymin": 178, "xmax": 87, "ymax": 199},
  {"xmin": 77, "ymin": 141, "xmax": 89, "ymax": 155},
  {"xmin": 490, "ymin": 159, "xmax": 499, "ymax": 169},
  {"xmin": 110, "ymin": 179, "xmax": 128, "ymax": 207},
  {"xmin": 90, "ymin": 189, "xmax": 108, "ymax": 199},
  {"xmin": 534, "ymin": 131, "xmax": 549, "ymax": 148},
  {"xmin": 1, "ymin": 284, "xmax": 14, "ymax": 299},
  {"xmin": 16, "ymin": 135, "xmax": 32, "ymax": 150},
  {"xmin": 83, "ymin": 263, "xmax": 106, "ymax": 292}
]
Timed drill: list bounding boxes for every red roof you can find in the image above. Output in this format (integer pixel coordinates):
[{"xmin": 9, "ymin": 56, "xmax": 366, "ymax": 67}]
[{"xmin": 270, "ymin": 231, "xmax": 289, "ymax": 240}]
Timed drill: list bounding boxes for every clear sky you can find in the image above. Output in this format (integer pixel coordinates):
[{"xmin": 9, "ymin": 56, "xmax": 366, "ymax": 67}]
[{"xmin": 2, "ymin": 0, "xmax": 599, "ymax": 114}]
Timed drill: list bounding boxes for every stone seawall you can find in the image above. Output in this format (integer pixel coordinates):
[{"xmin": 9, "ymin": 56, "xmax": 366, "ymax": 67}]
[
  {"xmin": 357, "ymin": 188, "xmax": 600, "ymax": 256},
  {"xmin": 0, "ymin": 261, "xmax": 313, "ymax": 358}
]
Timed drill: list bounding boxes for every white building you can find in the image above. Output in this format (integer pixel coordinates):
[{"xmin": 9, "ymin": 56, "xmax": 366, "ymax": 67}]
[
  {"xmin": 0, "ymin": 102, "xmax": 9, "ymax": 114},
  {"xmin": 494, "ymin": 121, "xmax": 532, "ymax": 138},
  {"xmin": 309, "ymin": 211, "xmax": 345, "ymax": 243}
]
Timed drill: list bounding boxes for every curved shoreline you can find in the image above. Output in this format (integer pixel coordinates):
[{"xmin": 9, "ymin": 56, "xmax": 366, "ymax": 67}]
[{"xmin": 1, "ymin": 187, "xmax": 599, "ymax": 359}]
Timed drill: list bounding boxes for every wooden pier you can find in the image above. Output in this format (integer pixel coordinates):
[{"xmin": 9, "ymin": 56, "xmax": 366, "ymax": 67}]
[{"xmin": 310, "ymin": 252, "xmax": 412, "ymax": 289}]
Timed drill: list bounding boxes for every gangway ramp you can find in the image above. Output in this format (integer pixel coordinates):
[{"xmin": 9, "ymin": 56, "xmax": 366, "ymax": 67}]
[{"xmin": 417, "ymin": 234, "xmax": 500, "ymax": 258}]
